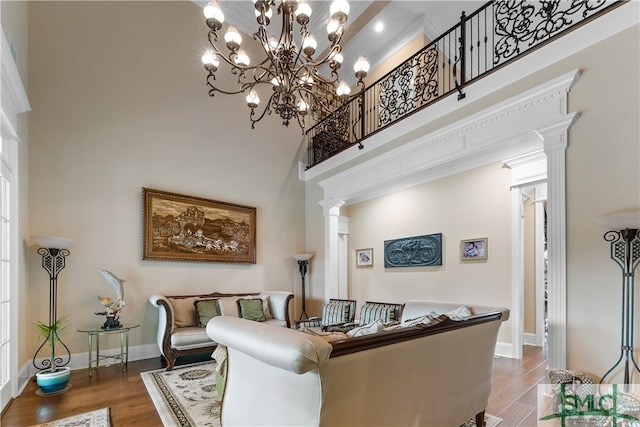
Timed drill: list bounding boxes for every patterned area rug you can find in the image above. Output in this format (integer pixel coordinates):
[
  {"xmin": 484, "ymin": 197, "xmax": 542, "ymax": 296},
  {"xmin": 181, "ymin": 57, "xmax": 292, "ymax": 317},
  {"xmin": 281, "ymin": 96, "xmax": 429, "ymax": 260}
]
[
  {"xmin": 141, "ymin": 361, "xmax": 502, "ymax": 427},
  {"xmin": 141, "ymin": 361, "xmax": 221, "ymax": 427},
  {"xmin": 29, "ymin": 408, "xmax": 111, "ymax": 427}
]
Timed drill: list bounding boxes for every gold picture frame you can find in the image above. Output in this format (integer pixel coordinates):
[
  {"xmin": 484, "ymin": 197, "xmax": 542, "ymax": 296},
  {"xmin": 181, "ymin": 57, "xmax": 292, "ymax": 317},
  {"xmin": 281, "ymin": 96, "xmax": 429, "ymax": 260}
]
[{"xmin": 142, "ymin": 188, "xmax": 256, "ymax": 264}]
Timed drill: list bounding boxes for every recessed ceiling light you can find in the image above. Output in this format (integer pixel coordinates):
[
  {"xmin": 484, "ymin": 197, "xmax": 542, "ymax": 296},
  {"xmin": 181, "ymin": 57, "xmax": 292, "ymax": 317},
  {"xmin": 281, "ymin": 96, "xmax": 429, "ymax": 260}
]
[{"xmin": 374, "ymin": 22, "xmax": 384, "ymax": 33}]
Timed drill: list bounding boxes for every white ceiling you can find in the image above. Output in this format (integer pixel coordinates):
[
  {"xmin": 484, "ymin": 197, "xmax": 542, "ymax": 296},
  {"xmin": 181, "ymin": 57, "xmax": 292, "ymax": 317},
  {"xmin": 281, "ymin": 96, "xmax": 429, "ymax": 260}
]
[{"xmin": 195, "ymin": 1, "xmax": 485, "ymax": 82}]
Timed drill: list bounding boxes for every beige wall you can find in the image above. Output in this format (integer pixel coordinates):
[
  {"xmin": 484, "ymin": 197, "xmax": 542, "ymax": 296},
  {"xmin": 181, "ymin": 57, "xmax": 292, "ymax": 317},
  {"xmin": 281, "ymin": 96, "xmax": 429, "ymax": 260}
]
[
  {"xmin": 24, "ymin": 1, "xmax": 306, "ymax": 367},
  {"xmin": 346, "ymin": 162, "xmax": 513, "ymax": 343},
  {"xmin": 565, "ymin": 24, "xmax": 639, "ymax": 381}
]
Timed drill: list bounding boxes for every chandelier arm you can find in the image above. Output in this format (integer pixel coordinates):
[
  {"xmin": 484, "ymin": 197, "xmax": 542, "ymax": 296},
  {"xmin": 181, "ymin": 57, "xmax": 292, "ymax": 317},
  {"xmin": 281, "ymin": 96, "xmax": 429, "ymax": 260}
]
[
  {"xmin": 249, "ymin": 92, "xmax": 276, "ymax": 128},
  {"xmin": 295, "ymin": 87, "xmax": 338, "ymax": 116}
]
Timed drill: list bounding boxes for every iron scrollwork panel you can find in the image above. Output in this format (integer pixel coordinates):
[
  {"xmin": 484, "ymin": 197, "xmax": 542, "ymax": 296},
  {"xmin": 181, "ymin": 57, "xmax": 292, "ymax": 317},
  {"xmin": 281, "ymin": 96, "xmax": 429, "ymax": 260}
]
[
  {"xmin": 494, "ymin": 0, "xmax": 611, "ymax": 66},
  {"xmin": 310, "ymin": 104, "xmax": 352, "ymax": 165},
  {"xmin": 384, "ymin": 233, "xmax": 443, "ymax": 268},
  {"xmin": 378, "ymin": 44, "xmax": 439, "ymax": 126}
]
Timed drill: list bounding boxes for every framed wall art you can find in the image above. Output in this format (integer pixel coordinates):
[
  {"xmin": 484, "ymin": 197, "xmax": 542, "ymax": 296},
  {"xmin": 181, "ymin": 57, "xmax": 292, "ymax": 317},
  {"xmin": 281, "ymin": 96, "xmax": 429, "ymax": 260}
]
[
  {"xmin": 142, "ymin": 188, "xmax": 256, "ymax": 264},
  {"xmin": 356, "ymin": 248, "xmax": 374, "ymax": 267},
  {"xmin": 460, "ymin": 238, "xmax": 488, "ymax": 261},
  {"xmin": 383, "ymin": 233, "xmax": 442, "ymax": 268}
]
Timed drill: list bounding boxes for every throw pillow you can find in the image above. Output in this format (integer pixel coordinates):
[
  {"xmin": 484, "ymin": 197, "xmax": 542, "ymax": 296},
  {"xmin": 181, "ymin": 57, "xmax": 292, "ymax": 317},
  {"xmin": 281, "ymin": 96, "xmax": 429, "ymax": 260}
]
[
  {"xmin": 195, "ymin": 299, "xmax": 220, "ymax": 327},
  {"xmin": 217, "ymin": 297, "xmax": 240, "ymax": 317},
  {"xmin": 256, "ymin": 294, "xmax": 274, "ymax": 319},
  {"xmin": 321, "ymin": 301, "xmax": 352, "ymax": 327},
  {"xmin": 238, "ymin": 298, "xmax": 266, "ymax": 322},
  {"xmin": 347, "ymin": 319, "xmax": 384, "ymax": 337},
  {"xmin": 401, "ymin": 311, "xmax": 438, "ymax": 327},
  {"xmin": 168, "ymin": 297, "xmax": 199, "ymax": 327},
  {"xmin": 446, "ymin": 305, "xmax": 472, "ymax": 320},
  {"xmin": 359, "ymin": 303, "xmax": 396, "ymax": 325}
]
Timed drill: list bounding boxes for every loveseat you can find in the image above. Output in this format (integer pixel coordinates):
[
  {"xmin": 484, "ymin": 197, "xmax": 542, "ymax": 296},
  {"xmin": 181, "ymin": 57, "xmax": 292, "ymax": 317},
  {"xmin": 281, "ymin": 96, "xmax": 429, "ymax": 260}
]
[
  {"xmin": 149, "ymin": 291, "xmax": 293, "ymax": 370},
  {"xmin": 207, "ymin": 299, "xmax": 509, "ymax": 426}
]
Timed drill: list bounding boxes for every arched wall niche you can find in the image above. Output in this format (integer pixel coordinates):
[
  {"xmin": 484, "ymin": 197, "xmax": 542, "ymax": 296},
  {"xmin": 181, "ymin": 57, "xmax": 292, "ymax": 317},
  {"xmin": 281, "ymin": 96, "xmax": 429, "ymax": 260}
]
[{"xmin": 316, "ymin": 70, "xmax": 580, "ymax": 368}]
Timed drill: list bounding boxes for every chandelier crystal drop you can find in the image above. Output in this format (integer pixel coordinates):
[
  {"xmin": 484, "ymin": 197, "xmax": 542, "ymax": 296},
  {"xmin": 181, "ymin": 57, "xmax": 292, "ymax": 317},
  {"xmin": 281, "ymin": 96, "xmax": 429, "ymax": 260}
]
[{"xmin": 201, "ymin": 0, "xmax": 369, "ymax": 131}]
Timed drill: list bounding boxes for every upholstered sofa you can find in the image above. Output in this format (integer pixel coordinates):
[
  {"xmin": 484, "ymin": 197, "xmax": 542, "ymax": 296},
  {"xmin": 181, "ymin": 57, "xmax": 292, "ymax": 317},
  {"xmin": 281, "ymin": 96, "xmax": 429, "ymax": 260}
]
[
  {"xmin": 207, "ymin": 300, "xmax": 509, "ymax": 427},
  {"xmin": 148, "ymin": 291, "xmax": 293, "ymax": 370}
]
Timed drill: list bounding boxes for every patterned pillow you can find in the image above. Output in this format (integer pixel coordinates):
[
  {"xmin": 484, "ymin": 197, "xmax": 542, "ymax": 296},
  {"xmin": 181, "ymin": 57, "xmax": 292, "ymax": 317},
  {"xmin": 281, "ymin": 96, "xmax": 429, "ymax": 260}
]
[
  {"xmin": 359, "ymin": 303, "xmax": 396, "ymax": 325},
  {"xmin": 321, "ymin": 301, "xmax": 352, "ymax": 327}
]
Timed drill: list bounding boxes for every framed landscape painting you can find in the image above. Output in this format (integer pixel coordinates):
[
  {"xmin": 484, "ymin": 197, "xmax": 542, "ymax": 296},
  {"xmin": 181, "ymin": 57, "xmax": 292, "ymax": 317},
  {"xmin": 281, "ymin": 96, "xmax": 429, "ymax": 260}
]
[
  {"xmin": 142, "ymin": 188, "xmax": 256, "ymax": 264},
  {"xmin": 460, "ymin": 238, "xmax": 488, "ymax": 261}
]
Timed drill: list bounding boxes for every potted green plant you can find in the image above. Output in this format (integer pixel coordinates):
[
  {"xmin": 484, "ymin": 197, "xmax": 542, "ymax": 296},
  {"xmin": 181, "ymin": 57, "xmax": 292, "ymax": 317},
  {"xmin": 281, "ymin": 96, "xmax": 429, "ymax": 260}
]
[{"xmin": 34, "ymin": 316, "xmax": 71, "ymax": 394}]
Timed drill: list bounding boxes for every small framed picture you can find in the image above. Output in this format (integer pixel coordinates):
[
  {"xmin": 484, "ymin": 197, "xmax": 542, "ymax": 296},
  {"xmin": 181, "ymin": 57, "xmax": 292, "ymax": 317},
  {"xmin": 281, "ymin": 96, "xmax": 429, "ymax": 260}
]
[
  {"xmin": 460, "ymin": 238, "xmax": 488, "ymax": 261},
  {"xmin": 356, "ymin": 248, "xmax": 374, "ymax": 267}
]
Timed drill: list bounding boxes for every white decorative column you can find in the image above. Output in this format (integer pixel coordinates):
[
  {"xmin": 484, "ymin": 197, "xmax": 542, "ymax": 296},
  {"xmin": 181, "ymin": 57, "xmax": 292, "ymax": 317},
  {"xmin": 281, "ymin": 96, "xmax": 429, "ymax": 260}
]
[
  {"xmin": 337, "ymin": 216, "xmax": 350, "ymax": 299},
  {"xmin": 536, "ymin": 113, "xmax": 578, "ymax": 370},
  {"xmin": 320, "ymin": 200, "xmax": 345, "ymax": 301}
]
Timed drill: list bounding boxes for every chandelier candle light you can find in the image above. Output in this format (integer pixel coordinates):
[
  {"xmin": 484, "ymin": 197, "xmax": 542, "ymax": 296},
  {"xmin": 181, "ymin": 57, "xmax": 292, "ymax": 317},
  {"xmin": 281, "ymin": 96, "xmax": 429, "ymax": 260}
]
[{"xmin": 201, "ymin": 0, "xmax": 370, "ymax": 130}]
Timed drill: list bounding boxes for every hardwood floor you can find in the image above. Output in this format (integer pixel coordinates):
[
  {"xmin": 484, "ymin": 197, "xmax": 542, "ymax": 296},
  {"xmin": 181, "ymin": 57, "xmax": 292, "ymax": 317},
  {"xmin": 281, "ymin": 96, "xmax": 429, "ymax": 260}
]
[{"xmin": 2, "ymin": 346, "xmax": 547, "ymax": 426}]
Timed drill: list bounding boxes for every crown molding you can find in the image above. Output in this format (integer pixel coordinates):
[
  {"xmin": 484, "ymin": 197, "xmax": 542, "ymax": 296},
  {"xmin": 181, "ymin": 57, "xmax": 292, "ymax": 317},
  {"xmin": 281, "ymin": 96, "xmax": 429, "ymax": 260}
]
[{"xmin": 1, "ymin": 26, "xmax": 31, "ymax": 136}]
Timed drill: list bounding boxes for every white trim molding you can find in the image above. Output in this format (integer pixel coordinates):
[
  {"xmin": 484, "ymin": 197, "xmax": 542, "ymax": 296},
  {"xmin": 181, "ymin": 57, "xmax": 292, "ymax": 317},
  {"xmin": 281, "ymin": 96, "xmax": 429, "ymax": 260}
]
[{"xmin": 1, "ymin": 27, "xmax": 30, "ymax": 135}]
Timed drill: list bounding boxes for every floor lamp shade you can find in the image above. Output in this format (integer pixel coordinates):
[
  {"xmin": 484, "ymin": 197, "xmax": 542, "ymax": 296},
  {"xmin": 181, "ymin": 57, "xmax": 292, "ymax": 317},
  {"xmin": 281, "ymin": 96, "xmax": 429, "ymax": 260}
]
[
  {"xmin": 30, "ymin": 236, "xmax": 74, "ymax": 249},
  {"xmin": 593, "ymin": 208, "xmax": 640, "ymax": 231}
]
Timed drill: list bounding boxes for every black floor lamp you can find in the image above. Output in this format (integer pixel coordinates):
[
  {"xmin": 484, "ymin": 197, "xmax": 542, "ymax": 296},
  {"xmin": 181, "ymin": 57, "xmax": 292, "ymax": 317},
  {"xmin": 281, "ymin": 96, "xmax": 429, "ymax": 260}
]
[
  {"xmin": 30, "ymin": 236, "xmax": 73, "ymax": 371},
  {"xmin": 593, "ymin": 210, "xmax": 640, "ymax": 387},
  {"xmin": 293, "ymin": 254, "xmax": 313, "ymax": 321}
]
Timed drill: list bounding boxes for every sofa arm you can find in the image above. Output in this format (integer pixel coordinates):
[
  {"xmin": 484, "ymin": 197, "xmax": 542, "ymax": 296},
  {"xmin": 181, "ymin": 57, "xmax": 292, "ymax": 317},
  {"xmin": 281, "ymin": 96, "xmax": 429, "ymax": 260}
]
[
  {"xmin": 261, "ymin": 291, "xmax": 293, "ymax": 327},
  {"xmin": 207, "ymin": 316, "xmax": 332, "ymax": 374},
  {"xmin": 148, "ymin": 294, "xmax": 175, "ymax": 358}
]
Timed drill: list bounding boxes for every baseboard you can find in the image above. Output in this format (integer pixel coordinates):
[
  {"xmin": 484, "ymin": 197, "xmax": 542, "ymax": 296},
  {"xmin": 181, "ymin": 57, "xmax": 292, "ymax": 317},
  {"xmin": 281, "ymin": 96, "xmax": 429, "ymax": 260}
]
[
  {"xmin": 495, "ymin": 341, "xmax": 513, "ymax": 359},
  {"xmin": 17, "ymin": 343, "xmax": 161, "ymax": 396},
  {"xmin": 524, "ymin": 333, "xmax": 538, "ymax": 346}
]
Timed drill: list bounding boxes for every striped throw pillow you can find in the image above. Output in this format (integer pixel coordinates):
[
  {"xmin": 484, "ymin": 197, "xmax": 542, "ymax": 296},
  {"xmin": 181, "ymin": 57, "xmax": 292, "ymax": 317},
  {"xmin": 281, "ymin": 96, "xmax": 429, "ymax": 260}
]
[
  {"xmin": 359, "ymin": 303, "xmax": 396, "ymax": 325},
  {"xmin": 321, "ymin": 301, "xmax": 352, "ymax": 327}
]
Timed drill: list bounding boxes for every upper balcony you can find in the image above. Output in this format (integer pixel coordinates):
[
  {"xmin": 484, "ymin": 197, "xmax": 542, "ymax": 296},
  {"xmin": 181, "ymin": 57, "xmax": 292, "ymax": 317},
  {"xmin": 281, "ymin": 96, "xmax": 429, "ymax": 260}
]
[{"xmin": 304, "ymin": 0, "xmax": 626, "ymax": 170}]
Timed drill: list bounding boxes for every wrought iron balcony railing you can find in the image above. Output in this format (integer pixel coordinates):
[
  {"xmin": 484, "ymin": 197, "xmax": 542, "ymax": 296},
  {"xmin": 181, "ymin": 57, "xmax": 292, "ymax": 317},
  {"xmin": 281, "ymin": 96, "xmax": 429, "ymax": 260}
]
[{"xmin": 305, "ymin": 0, "xmax": 624, "ymax": 169}]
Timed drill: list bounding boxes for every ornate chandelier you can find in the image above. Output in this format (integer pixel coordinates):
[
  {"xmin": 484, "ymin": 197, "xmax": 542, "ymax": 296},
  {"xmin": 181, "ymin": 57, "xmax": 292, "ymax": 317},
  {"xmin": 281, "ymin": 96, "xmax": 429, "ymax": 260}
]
[{"xmin": 201, "ymin": 0, "xmax": 370, "ymax": 130}]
